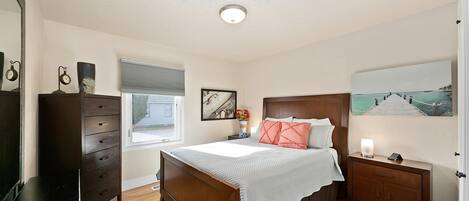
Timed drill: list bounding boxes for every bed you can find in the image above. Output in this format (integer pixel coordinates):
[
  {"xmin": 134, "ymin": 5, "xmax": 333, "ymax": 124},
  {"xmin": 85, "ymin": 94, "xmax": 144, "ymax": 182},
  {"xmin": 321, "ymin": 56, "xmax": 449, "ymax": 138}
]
[{"xmin": 160, "ymin": 93, "xmax": 350, "ymax": 201}]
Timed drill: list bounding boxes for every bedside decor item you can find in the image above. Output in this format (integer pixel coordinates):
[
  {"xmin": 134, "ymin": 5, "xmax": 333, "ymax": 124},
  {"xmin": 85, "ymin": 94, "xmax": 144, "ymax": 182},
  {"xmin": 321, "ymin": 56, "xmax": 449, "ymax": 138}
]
[
  {"xmin": 77, "ymin": 62, "xmax": 96, "ymax": 94},
  {"xmin": 361, "ymin": 138, "xmax": 374, "ymax": 158},
  {"xmin": 236, "ymin": 109, "xmax": 250, "ymax": 137},
  {"xmin": 228, "ymin": 133, "xmax": 250, "ymax": 140},
  {"xmin": 52, "ymin": 66, "xmax": 71, "ymax": 94},
  {"xmin": 6, "ymin": 60, "xmax": 20, "ymax": 92},
  {"xmin": 352, "ymin": 60, "xmax": 453, "ymax": 116},
  {"xmin": 388, "ymin": 153, "xmax": 404, "ymax": 161},
  {"xmin": 201, "ymin": 89, "xmax": 236, "ymax": 121}
]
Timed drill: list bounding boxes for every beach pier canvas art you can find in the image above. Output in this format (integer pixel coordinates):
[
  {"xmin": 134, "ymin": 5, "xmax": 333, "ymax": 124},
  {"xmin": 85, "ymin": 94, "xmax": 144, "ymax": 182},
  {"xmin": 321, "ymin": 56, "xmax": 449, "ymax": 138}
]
[{"xmin": 352, "ymin": 60, "xmax": 453, "ymax": 116}]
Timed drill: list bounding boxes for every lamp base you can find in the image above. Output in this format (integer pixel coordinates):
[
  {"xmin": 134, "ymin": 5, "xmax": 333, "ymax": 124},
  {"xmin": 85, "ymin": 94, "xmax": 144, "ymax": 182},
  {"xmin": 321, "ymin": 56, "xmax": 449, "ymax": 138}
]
[{"xmin": 361, "ymin": 153, "xmax": 374, "ymax": 158}]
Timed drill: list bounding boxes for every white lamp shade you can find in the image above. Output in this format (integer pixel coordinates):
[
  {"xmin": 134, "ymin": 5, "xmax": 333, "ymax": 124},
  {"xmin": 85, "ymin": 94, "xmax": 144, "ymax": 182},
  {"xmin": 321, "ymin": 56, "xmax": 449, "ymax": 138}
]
[
  {"xmin": 361, "ymin": 138, "xmax": 374, "ymax": 158},
  {"xmin": 220, "ymin": 5, "xmax": 247, "ymax": 24}
]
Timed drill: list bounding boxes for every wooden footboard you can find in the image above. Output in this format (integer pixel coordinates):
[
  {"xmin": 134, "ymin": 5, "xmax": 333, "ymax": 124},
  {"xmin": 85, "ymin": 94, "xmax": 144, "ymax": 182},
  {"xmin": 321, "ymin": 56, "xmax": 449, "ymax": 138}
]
[
  {"xmin": 160, "ymin": 150, "xmax": 240, "ymax": 201},
  {"xmin": 161, "ymin": 150, "xmax": 339, "ymax": 201}
]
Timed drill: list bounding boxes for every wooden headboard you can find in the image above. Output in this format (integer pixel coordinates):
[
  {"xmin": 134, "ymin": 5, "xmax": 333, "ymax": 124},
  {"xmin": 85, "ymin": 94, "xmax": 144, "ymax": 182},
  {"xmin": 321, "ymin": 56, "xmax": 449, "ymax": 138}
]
[{"xmin": 262, "ymin": 93, "xmax": 350, "ymax": 172}]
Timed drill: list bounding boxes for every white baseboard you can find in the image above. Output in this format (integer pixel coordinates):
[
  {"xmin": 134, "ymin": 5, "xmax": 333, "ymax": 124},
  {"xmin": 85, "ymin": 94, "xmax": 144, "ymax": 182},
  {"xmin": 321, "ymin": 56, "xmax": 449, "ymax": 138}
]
[{"xmin": 122, "ymin": 174, "xmax": 157, "ymax": 191}]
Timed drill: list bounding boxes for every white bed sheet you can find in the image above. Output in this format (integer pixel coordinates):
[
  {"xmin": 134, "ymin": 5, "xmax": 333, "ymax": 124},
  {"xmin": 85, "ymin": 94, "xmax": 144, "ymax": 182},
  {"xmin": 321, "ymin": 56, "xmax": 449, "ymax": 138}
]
[{"xmin": 169, "ymin": 138, "xmax": 344, "ymax": 201}]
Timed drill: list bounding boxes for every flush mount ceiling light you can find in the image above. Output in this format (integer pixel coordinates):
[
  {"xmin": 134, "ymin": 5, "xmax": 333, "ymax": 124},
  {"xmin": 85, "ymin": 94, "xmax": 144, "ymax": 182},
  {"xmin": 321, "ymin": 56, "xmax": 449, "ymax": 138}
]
[{"xmin": 219, "ymin": 4, "xmax": 247, "ymax": 24}]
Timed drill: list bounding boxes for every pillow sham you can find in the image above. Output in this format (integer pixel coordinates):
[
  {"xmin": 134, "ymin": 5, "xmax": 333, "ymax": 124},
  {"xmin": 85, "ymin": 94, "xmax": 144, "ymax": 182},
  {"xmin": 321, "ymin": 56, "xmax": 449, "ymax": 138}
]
[
  {"xmin": 258, "ymin": 120, "xmax": 282, "ymax": 145},
  {"xmin": 293, "ymin": 118, "xmax": 334, "ymax": 148},
  {"xmin": 252, "ymin": 117, "xmax": 293, "ymax": 139},
  {"xmin": 293, "ymin": 118, "xmax": 332, "ymax": 125},
  {"xmin": 307, "ymin": 125, "xmax": 335, "ymax": 148},
  {"xmin": 278, "ymin": 122, "xmax": 311, "ymax": 149},
  {"xmin": 265, "ymin": 117, "xmax": 293, "ymax": 122}
]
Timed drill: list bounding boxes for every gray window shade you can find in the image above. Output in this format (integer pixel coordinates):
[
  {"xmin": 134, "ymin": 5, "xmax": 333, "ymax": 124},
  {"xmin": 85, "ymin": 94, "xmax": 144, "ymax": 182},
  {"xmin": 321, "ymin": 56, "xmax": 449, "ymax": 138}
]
[{"xmin": 121, "ymin": 60, "xmax": 185, "ymax": 96}]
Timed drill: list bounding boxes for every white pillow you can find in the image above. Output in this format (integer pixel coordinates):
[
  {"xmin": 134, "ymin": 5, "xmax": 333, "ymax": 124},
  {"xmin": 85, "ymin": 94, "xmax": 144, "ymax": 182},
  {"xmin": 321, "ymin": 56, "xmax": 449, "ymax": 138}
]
[
  {"xmin": 251, "ymin": 117, "xmax": 293, "ymax": 139},
  {"xmin": 307, "ymin": 125, "xmax": 335, "ymax": 148},
  {"xmin": 293, "ymin": 118, "xmax": 332, "ymax": 125},
  {"xmin": 293, "ymin": 118, "xmax": 334, "ymax": 148},
  {"xmin": 265, "ymin": 117, "xmax": 293, "ymax": 122}
]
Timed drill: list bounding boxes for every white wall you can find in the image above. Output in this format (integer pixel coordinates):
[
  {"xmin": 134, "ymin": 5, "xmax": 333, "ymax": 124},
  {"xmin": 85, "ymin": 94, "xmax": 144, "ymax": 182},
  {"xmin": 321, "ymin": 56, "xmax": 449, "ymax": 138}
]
[
  {"xmin": 240, "ymin": 4, "xmax": 458, "ymax": 201},
  {"xmin": 24, "ymin": 0, "xmax": 44, "ymax": 181},
  {"xmin": 40, "ymin": 20, "xmax": 239, "ymax": 183},
  {"xmin": 0, "ymin": 10, "xmax": 21, "ymax": 91}
]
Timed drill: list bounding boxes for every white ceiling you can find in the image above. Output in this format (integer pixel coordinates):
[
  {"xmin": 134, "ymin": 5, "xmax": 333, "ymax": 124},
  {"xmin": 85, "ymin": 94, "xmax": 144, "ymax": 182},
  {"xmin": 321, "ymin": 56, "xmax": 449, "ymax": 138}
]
[{"xmin": 39, "ymin": 0, "xmax": 455, "ymax": 63}]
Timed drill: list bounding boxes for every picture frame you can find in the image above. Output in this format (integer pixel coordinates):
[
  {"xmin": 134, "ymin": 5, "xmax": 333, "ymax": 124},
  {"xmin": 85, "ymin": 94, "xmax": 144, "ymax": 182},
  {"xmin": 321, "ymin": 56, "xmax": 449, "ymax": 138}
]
[
  {"xmin": 201, "ymin": 89, "xmax": 237, "ymax": 121},
  {"xmin": 351, "ymin": 60, "xmax": 453, "ymax": 116}
]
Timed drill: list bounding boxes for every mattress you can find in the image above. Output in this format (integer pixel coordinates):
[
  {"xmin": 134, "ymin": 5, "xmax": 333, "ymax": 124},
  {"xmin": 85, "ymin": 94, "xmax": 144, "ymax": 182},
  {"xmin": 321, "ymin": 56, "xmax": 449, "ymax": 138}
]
[{"xmin": 169, "ymin": 138, "xmax": 344, "ymax": 201}]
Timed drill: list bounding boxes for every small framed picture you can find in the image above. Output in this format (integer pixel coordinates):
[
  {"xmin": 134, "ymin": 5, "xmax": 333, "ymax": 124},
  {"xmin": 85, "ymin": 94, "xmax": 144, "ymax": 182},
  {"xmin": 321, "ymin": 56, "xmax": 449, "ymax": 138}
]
[{"xmin": 201, "ymin": 89, "xmax": 237, "ymax": 121}]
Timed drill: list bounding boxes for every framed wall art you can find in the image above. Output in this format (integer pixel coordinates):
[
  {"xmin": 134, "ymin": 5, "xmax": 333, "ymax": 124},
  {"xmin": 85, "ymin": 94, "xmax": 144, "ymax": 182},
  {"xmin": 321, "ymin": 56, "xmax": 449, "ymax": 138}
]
[{"xmin": 201, "ymin": 89, "xmax": 237, "ymax": 121}]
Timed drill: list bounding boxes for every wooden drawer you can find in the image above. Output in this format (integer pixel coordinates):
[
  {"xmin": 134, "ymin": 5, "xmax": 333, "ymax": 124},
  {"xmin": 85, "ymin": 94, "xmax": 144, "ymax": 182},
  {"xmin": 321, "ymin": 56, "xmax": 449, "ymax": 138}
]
[
  {"xmin": 353, "ymin": 176, "xmax": 383, "ymax": 201},
  {"xmin": 84, "ymin": 98, "xmax": 120, "ymax": 116},
  {"xmin": 82, "ymin": 180, "xmax": 119, "ymax": 201},
  {"xmin": 85, "ymin": 131, "xmax": 120, "ymax": 154},
  {"xmin": 354, "ymin": 161, "xmax": 421, "ymax": 190},
  {"xmin": 85, "ymin": 116, "xmax": 119, "ymax": 135},
  {"xmin": 384, "ymin": 183, "xmax": 421, "ymax": 201},
  {"xmin": 82, "ymin": 166, "xmax": 120, "ymax": 193},
  {"xmin": 83, "ymin": 147, "xmax": 119, "ymax": 173}
]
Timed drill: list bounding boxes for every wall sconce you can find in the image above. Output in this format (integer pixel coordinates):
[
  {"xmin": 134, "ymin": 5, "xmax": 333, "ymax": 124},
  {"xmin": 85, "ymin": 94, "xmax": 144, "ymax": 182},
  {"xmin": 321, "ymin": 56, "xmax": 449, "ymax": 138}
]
[{"xmin": 361, "ymin": 138, "xmax": 374, "ymax": 158}]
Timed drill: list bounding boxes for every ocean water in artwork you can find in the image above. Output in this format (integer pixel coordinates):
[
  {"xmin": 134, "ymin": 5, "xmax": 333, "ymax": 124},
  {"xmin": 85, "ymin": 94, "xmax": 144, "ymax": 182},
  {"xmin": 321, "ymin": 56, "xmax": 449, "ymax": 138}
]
[{"xmin": 352, "ymin": 89, "xmax": 452, "ymax": 116}]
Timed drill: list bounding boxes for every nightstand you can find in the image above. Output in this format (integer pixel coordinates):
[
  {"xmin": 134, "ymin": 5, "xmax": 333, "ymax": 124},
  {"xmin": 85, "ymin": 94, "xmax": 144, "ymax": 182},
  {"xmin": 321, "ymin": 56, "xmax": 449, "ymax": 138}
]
[
  {"xmin": 227, "ymin": 134, "xmax": 250, "ymax": 140},
  {"xmin": 348, "ymin": 152, "xmax": 432, "ymax": 201}
]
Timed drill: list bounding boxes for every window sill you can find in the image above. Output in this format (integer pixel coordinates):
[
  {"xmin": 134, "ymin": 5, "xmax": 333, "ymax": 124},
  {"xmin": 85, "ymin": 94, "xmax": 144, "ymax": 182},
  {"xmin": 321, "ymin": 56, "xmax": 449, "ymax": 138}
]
[{"xmin": 123, "ymin": 140, "xmax": 184, "ymax": 152}]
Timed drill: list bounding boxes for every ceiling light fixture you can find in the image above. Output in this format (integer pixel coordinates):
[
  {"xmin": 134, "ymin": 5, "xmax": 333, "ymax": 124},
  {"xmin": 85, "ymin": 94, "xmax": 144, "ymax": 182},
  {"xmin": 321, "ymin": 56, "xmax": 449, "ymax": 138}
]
[{"xmin": 219, "ymin": 4, "xmax": 247, "ymax": 24}]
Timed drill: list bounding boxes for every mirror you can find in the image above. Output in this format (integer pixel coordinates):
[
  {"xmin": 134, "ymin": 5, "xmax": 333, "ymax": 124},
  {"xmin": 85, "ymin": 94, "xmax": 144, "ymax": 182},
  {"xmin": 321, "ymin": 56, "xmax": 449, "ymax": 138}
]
[{"xmin": 0, "ymin": 0, "xmax": 23, "ymax": 200}]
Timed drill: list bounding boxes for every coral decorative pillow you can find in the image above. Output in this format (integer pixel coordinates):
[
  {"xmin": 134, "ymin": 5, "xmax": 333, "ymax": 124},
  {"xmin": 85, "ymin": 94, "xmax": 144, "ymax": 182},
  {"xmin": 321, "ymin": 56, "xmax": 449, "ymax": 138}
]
[
  {"xmin": 278, "ymin": 122, "xmax": 311, "ymax": 149},
  {"xmin": 259, "ymin": 120, "xmax": 282, "ymax": 144}
]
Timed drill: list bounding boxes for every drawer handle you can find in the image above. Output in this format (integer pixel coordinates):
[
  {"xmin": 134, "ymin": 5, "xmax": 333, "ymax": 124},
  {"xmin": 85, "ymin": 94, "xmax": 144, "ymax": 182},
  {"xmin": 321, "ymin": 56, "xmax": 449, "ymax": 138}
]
[
  {"xmin": 99, "ymin": 189, "xmax": 108, "ymax": 196},
  {"xmin": 99, "ymin": 138, "xmax": 108, "ymax": 143},
  {"xmin": 99, "ymin": 174, "xmax": 106, "ymax": 179},
  {"xmin": 375, "ymin": 173, "xmax": 394, "ymax": 179},
  {"xmin": 98, "ymin": 105, "xmax": 104, "ymax": 109},
  {"xmin": 99, "ymin": 155, "xmax": 109, "ymax": 161},
  {"xmin": 98, "ymin": 122, "xmax": 109, "ymax": 126}
]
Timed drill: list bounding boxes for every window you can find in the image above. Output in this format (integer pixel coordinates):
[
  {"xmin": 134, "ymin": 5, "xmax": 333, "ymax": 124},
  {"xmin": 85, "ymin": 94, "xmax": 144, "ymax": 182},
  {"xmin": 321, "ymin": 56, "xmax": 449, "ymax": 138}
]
[
  {"xmin": 123, "ymin": 93, "xmax": 183, "ymax": 148},
  {"xmin": 164, "ymin": 104, "xmax": 173, "ymax": 118}
]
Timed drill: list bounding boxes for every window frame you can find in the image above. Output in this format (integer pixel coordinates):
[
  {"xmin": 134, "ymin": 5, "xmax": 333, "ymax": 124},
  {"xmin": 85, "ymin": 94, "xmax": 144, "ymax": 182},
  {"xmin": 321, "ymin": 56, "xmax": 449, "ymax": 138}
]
[{"xmin": 122, "ymin": 93, "xmax": 184, "ymax": 151}]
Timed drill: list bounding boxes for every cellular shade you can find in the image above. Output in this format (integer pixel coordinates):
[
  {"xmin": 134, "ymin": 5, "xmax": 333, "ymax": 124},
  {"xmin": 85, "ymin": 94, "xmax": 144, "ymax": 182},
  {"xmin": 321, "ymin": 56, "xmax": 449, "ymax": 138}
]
[{"xmin": 121, "ymin": 59, "xmax": 185, "ymax": 96}]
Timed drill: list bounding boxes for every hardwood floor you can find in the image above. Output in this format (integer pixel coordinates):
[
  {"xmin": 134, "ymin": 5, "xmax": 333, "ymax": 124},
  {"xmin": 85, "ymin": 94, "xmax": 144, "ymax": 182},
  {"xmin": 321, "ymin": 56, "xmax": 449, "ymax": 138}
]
[{"xmin": 122, "ymin": 183, "xmax": 161, "ymax": 201}]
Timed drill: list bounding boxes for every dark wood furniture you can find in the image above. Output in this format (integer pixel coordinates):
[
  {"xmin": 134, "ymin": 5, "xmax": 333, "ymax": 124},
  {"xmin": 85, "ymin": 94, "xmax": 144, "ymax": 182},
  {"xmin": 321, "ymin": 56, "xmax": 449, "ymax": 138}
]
[
  {"xmin": 347, "ymin": 152, "xmax": 432, "ymax": 201},
  {"xmin": 15, "ymin": 172, "xmax": 79, "ymax": 201},
  {"xmin": 227, "ymin": 134, "xmax": 250, "ymax": 140},
  {"xmin": 0, "ymin": 91, "xmax": 20, "ymax": 200},
  {"xmin": 160, "ymin": 93, "xmax": 350, "ymax": 201},
  {"xmin": 39, "ymin": 93, "xmax": 122, "ymax": 201}
]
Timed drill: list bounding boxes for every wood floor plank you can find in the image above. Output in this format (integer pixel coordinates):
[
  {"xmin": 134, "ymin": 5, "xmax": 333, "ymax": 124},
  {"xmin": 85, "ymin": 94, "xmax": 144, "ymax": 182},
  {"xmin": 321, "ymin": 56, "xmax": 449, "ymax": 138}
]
[{"xmin": 122, "ymin": 183, "xmax": 161, "ymax": 201}]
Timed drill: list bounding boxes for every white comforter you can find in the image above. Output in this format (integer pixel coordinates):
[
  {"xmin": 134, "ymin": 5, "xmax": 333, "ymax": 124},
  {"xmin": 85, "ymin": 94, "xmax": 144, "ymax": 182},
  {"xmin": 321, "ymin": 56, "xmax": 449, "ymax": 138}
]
[{"xmin": 169, "ymin": 138, "xmax": 344, "ymax": 201}]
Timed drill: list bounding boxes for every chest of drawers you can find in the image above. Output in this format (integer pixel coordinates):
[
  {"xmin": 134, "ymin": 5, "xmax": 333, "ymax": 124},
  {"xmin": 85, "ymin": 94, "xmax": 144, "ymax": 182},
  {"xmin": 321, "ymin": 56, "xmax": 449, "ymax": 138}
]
[
  {"xmin": 39, "ymin": 93, "xmax": 121, "ymax": 201},
  {"xmin": 347, "ymin": 153, "xmax": 432, "ymax": 201}
]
